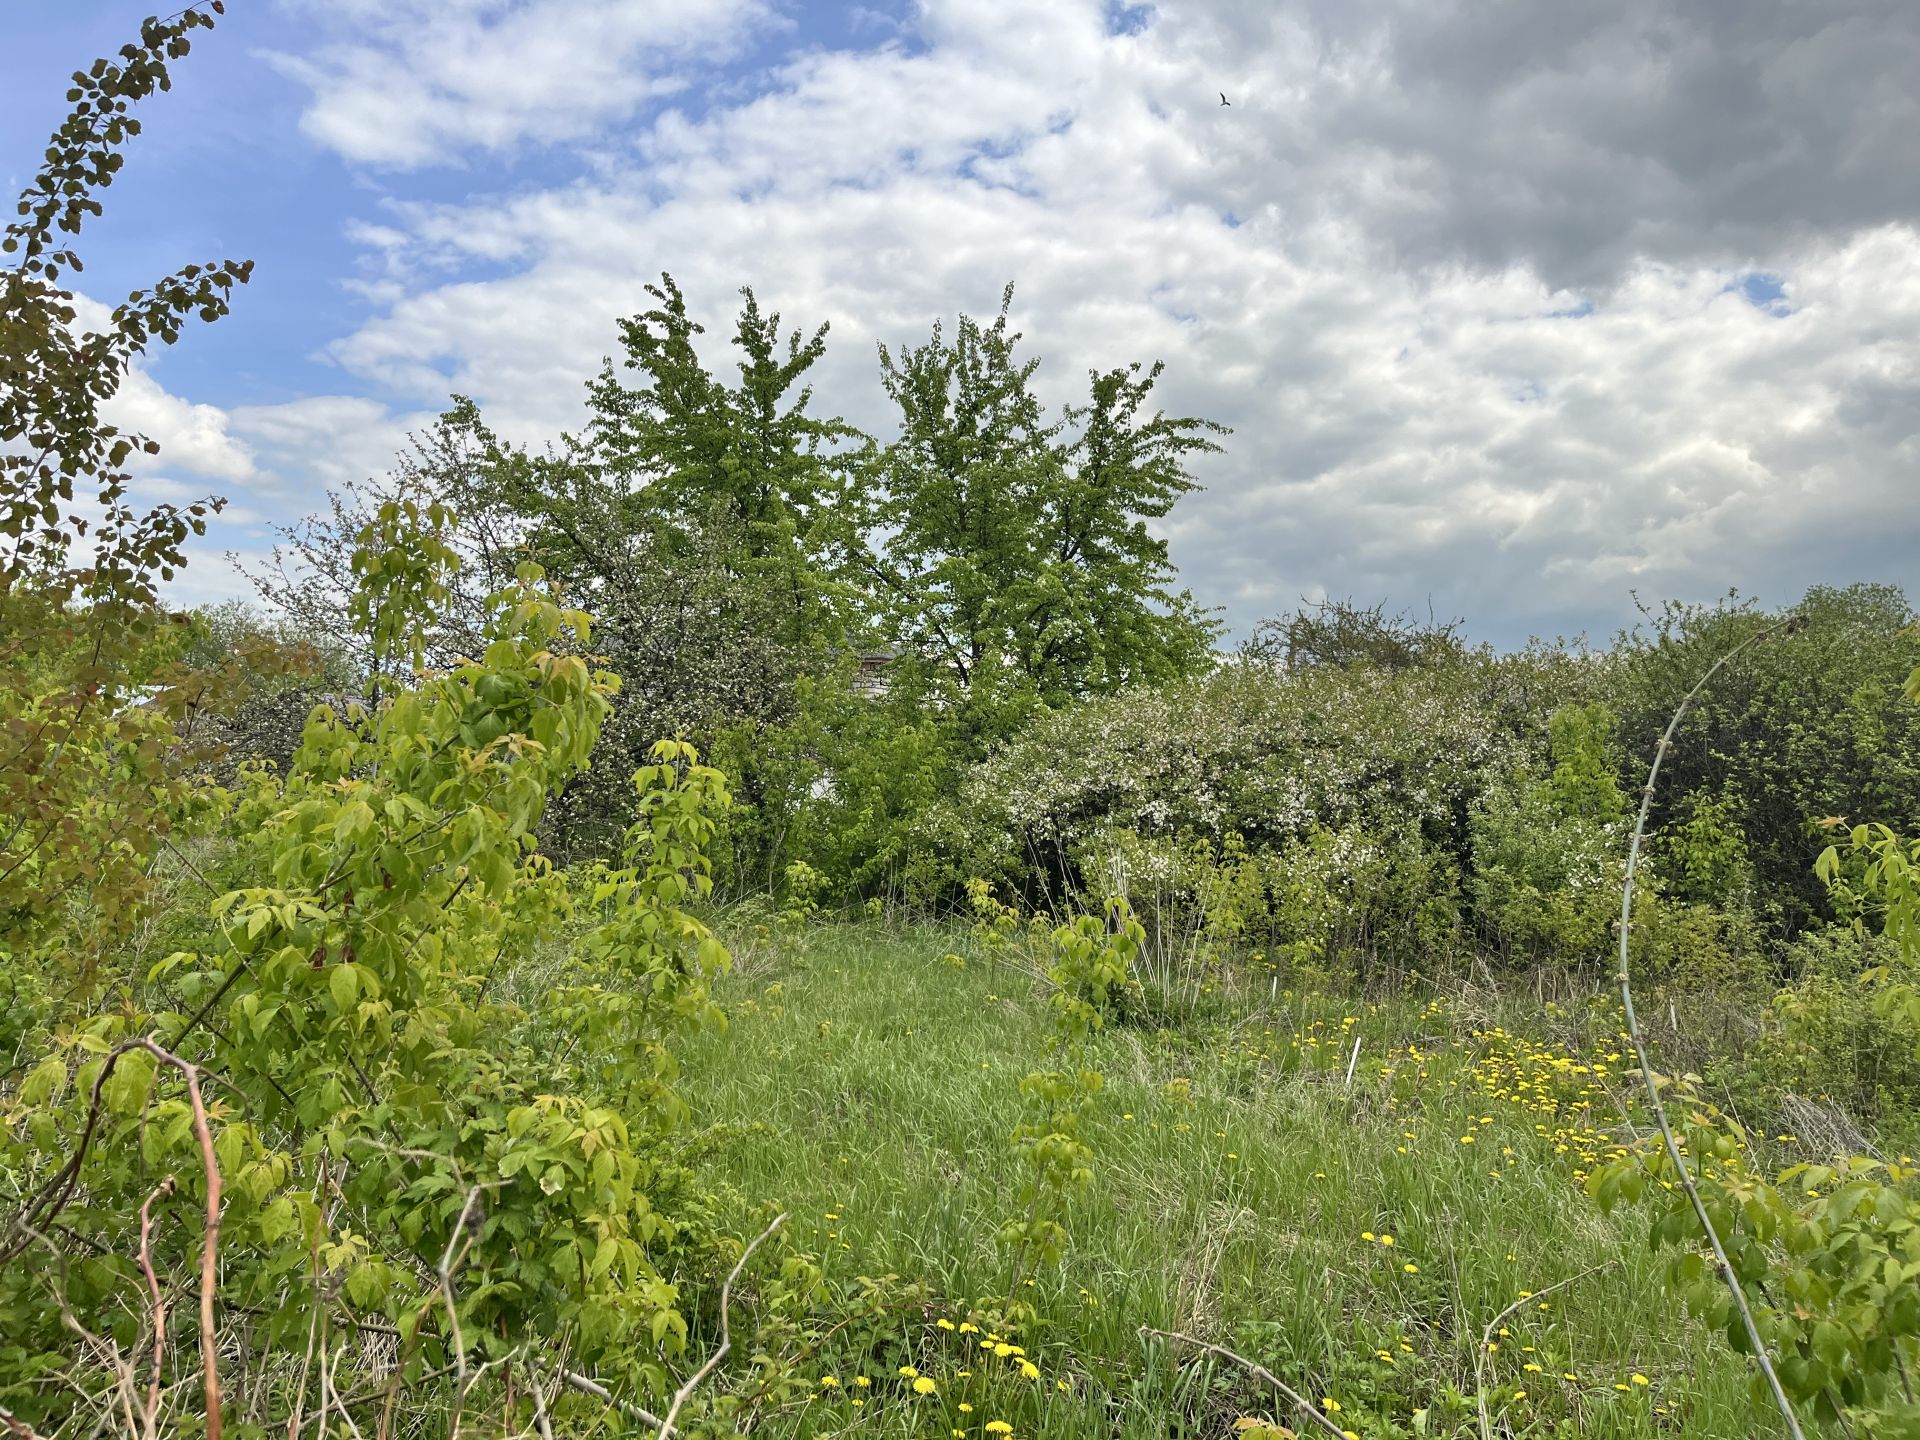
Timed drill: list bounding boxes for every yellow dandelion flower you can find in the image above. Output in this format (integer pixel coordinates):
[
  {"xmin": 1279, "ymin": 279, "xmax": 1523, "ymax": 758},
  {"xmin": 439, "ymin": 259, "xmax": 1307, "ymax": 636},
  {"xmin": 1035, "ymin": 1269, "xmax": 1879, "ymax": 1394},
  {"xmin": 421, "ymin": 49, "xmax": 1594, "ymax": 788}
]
[
  {"xmin": 1019, "ymin": 1360, "xmax": 1040, "ymax": 1380},
  {"xmin": 913, "ymin": 1376, "xmax": 938, "ymax": 1396},
  {"xmin": 898, "ymin": 1365, "xmax": 919, "ymax": 1379},
  {"xmin": 1403, "ymin": 1262, "xmax": 1419, "ymax": 1273},
  {"xmin": 959, "ymin": 1403, "xmax": 974, "ymax": 1413},
  {"xmin": 1632, "ymin": 1373, "xmax": 1650, "ymax": 1386},
  {"xmin": 854, "ymin": 1376, "xmax": 871, "ymax": 1388},
  {"xmin": 819, "ymin": 1376, "xmax": 839, "ymax": 1388},
  {"xmin": 985, "ymin": 1424, "xmax": 1013, "ymax": 1436}
]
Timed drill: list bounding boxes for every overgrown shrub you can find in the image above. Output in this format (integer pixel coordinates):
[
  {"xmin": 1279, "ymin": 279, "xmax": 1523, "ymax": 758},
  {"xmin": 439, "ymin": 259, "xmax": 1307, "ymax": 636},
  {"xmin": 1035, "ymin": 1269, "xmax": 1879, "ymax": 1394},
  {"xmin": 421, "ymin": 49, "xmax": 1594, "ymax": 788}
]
[
  {"xmin": 953, "ymin": 650, "xmax": 1568, "ymax": 899},
  {"xmin": 1731, "ymin": 929, "xmax": 1920, "ymax": 1126},
  {"xmin": 1468, "ymin": 704, "xmax": 1629, "ymax": 970},
  {"xmin": 1611, "ymin": 585, "xmax": 1920, "ymax": 937}
]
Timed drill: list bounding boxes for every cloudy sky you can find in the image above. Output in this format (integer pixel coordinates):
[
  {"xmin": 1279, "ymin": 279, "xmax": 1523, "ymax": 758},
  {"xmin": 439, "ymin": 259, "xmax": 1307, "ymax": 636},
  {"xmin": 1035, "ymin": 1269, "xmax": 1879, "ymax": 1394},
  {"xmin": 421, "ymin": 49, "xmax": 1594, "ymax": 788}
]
[{"xmin": 6, "ymin": 0, "xmax": 1918, "ymax": 645}]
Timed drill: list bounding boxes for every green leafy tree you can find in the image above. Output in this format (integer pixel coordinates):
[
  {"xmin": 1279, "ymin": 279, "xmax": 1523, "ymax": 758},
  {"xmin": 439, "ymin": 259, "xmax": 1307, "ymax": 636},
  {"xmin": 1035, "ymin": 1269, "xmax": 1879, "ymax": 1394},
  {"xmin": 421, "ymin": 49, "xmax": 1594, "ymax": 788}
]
[
  {"xmin": 401, "ymin": 282, "xmax": 871, "ymax": 857},
  {"xmin": 568, "ymin": 272, "xmax": 868, "ymax": 643},
  {"xmin": 870, "ymin": 285, "xmax": 1225, "ymax": 748},
  {"xmin": 0, "ymin": 3, "xmax": 252, "ymax": 967}
]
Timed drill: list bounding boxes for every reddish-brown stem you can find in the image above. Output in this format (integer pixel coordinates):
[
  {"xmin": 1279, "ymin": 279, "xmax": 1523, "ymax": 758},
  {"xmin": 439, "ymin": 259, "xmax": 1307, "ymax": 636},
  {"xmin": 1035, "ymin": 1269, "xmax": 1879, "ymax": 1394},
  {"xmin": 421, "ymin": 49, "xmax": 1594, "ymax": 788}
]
[{"xmin": 137, "ymin": 1177, "xmax": 177, "ymax": 1440}]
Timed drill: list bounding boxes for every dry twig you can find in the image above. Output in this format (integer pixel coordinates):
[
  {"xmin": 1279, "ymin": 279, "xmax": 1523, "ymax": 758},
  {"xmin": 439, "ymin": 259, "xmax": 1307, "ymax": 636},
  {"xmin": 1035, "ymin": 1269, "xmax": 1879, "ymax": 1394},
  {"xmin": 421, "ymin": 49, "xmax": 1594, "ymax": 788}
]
[
  {"xmin": 655, "ymin": 1213, "xmax": 788, "ymax": 1440},
  {"xmin": 557, "ymin": 1367, "xmax": 670, "ymax": 1429},
  {"xmin": 136, "ymin": 1178, "xmax": 177, "ymax": 1440},
  {"xmin": 1138, "ymin": 1327, "xmax": 1348, "ymax": 1439},
  {"xmin": 1473, "ymin": 1262, "xmax": 1615, "ymax": 1440}
]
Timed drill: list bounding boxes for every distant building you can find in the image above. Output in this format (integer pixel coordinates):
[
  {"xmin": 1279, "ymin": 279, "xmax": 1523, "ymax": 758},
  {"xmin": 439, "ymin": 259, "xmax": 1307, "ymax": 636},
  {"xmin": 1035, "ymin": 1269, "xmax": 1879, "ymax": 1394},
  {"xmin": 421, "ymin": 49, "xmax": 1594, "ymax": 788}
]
[{"xmin": 852, "ymin": 646, "xmax": 898, "ymax": 699}]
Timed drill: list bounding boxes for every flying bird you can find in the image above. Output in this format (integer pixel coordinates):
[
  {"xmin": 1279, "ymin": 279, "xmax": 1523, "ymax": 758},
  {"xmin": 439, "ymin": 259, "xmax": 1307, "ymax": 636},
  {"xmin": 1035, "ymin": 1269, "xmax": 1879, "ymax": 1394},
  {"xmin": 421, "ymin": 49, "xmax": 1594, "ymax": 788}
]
[{"xmin": 1219, "ymin": 92, "xmax": 1231, "ymax": 106}]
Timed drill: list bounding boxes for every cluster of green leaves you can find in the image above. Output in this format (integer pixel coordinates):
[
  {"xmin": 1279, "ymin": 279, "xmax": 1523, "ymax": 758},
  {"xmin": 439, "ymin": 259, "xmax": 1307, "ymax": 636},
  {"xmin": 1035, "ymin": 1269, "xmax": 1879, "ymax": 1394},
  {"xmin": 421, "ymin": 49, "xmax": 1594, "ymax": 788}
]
[
  {"xmin": 1591, "ymin": 1098, "xmax": 1920, "ymax": 1434},
  {"xmin": 1610, "ymin": 586, "xmax": 1920, "ymax": 935},
  {"xmin": 1468, "ymin": 702, "xmax": 1630, "ymax": 970},
  {"xmin": 246, "ymin": 275, "xmax": 1230, "ymax": 894},
  {"xmin": 868, "ymin": 286, "xmax": 1225, "ymax": 753},
  {"xmin": 999, "ymin": 898, "xmax": 1143, "ymax": 1315},
  {"xmin": 1591, "ymin": 785, "xmax": 1920, "ymax": 1435},
  {"xmin": 779, "ymin": 858, "xmax": 829, "ymax": 929},
  {"xmin": 1, "ymin": 510, "xmax": 739, "ymax": 1428}
]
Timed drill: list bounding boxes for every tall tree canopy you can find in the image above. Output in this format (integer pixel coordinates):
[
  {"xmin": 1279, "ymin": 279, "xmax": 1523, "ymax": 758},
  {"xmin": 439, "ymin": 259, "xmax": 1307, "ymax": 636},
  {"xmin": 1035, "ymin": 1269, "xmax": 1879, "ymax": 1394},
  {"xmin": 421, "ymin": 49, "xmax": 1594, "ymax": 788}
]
[{"xmin": 870, "ymin": 285, "xmax": 1224, "ymax": 747}]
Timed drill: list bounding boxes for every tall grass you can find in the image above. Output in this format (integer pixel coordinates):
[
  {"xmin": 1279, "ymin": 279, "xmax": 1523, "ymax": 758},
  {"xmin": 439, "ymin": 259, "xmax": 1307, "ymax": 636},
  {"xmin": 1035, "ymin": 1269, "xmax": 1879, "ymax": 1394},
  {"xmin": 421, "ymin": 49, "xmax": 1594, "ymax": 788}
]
[{"xmin": 677, "ymin": 919, "xmax": 1785, "ymax": 1438}]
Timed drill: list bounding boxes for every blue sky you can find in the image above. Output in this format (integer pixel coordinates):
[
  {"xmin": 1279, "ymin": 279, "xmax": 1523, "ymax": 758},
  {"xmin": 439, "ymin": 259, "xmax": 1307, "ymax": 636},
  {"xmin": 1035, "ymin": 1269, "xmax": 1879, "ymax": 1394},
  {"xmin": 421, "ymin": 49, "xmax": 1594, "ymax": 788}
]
[{"xmin": 6, "ymin": 0, "xmax": 1918, "ymax": 642}]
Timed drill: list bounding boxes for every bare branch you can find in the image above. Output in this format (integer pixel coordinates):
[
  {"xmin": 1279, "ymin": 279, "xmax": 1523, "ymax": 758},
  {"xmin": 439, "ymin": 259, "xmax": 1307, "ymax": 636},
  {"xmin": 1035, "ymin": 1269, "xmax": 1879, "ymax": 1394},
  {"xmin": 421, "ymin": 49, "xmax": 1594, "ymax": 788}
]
[
  {"xmin": 136, "ymin": 1178, "xmax": 178, "ymax": 1440},
  {"xmin": 1474, "ymin": 1263, "xmax": 1615, "ymax": 1440},
  {"xmin": 523, "ymin": 1359, "xmax": 556, "ymax": 1440},
  {"xmin": 1138, "ymin": 1327, "xmax": 1348, "ymax": 1440},
  {"xmin": 655, "ymin": 1213, "xmax": 788, "ymax": 1440},
  {"xmin": 556, "ymin": 1367, "xmax": 670, "ymax": 1429},
  {"xmin": 438, "ymin": 1183, "xmax": 498, "ymax": 1440}
]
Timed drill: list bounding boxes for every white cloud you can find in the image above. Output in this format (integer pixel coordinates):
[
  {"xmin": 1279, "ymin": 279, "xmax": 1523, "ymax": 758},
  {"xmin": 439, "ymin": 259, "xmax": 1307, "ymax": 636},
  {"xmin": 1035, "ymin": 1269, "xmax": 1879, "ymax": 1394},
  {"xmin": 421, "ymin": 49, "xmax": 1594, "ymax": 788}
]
[
  {"xmin": 108, "ymin": 365, "xmax": 259, "ymax": 486},
  {"xmin": 223, "ymin": 0, "xmax": 1920, "ymax": 640},
  {"xmin": 269, "ymin": 0, "xmax": 778, "ymax": 169}
]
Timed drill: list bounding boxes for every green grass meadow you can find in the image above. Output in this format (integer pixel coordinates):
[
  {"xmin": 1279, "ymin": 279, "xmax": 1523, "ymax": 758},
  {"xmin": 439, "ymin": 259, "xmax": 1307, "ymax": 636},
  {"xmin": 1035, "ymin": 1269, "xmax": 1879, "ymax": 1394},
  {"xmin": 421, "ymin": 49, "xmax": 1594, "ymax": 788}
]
[{"xmin": 676, "ymin": 920, "xmax": 1783, "ymax": 1439}]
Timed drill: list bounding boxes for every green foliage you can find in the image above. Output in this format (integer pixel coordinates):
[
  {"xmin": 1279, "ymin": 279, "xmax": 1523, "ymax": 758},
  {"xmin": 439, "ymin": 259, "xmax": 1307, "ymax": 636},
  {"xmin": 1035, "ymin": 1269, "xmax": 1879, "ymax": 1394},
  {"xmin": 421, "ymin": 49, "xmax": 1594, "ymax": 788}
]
[
  {"xmin": 959, "ymin": 646, "xmax": 1553, "ymax": 912},
  {"xmin": 0, "ymin": 509, "xmax": 737, "ymax": 1426},
  {"xmin": 1748, "ymin": 931, "xmax": 1920, "ymax": 1125},
  {"xmin": 1045, "ymin": 899, "xmax": 1146, "ymax": 1041},
  {"xmin": 870, "ymin": 284, "xmax": 1225, "ymax": 750},
  {"xmin": 1469, "ymin": 705, "xmax": 1630, "ymax": 970},
  {"xmin": 1591, "ymin": 1098, "xmax": 1920, "ymax": 1433},
  {"xmin": 346, "ymin": 496, "xmax": 460, "ymax": 688},
  {"xmin": 1661, "ymin": 792, "xmax": 1756, "ymax": 908},
  {"xmin": 713, "ymin": 669, "xmax": 957, "ymax": 902},
  {"xmin": 781, "ymin": 858, "xmax": 829, "ymax": 928},
  {"xmin": 1612, "ymin": 586, "xmax": 1920, "ymax": 935},
  {"xmin": 1594, "ymin": 801, "xmax": 1920, "ymax": 1436},
  {"xmin": 999, "ymin": 899, "xmax": 1143, "ymax": 1312},
  {"xmin": 578, "ymin": 275, "xmax": 861, "ymax": 571}
]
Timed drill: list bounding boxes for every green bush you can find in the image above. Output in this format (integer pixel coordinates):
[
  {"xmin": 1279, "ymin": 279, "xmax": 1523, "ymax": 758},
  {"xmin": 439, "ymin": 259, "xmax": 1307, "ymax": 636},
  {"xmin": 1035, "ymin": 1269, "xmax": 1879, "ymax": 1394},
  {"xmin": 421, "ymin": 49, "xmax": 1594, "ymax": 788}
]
[
  {"xmin": 1468, "ymin": 704, "xmax": 1628, "ymax": 971},
  {"xmin": 953, "ymin": 648, "xmax": 1574, "ymax": 900},
  {"xmin": 1712, "ymin": 918, "xmax": 1920, "ymax": 1132},
  {"xmin": 1610, "ymin": 584, "xmax": 1920, "ymax": 937}
]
